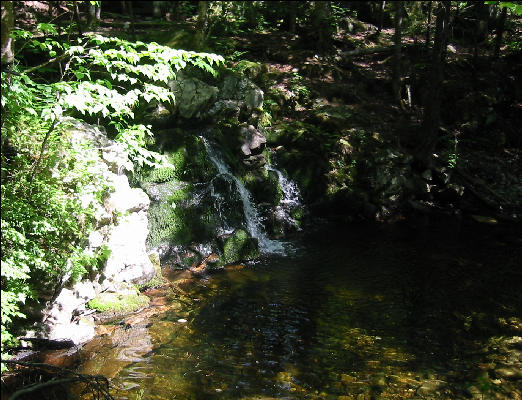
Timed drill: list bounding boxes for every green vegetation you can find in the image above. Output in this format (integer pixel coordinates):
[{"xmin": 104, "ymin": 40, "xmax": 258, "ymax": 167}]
[
  {"xmin": 219, "ymin": 229, "xmax": 260, "ymax": 266},
  {"xmin": 1, "ymin": 15, "xmax": 224, "ymax": 367},
  {"xmin": 87, "ymin": 291, "xmax": 150, "ymax": 313}
]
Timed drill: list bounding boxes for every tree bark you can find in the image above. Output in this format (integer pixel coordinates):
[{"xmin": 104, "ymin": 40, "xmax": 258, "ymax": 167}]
[
  {"xmin": 378, "ymin": 1, "xmax": 386, "ymax": 33},
  {"xmin": 417, "ymin": 1, "xmax": 451, "ymax": 163},
  {"xmin": 425, "ymin": 1, "xmax": 433, "ymax": 46},
  {"xmin": 73, "ymin": 1, "xmax": 83, "ymax": 35},
  {"xmin": 87, "ymin": 1, "xmax": 101, "ymax": 28},
  {"xmin": 392, "ymin": 1, "xmax": 403, "ymax": 105},
  {"xmin": 195, "ymin": 1, "xmax": 208, "ymax": 50},
  {"xmin": 311, "ymin": 1, "xmax": 331, "ymax": 50},
  {"xmin": 288, "ymin": 1, "xmax": 297, "ymax": 34},
  {"xmin": 1, "ymin": 0, "xmax": 15, "ymax": 67},
  {"xmin": 494, "ymin": 6, "xmax": 507, "ymax": 59},
  {"xmin": 127, "ymin": 1, "xmax": 136, "ymax": 41}
]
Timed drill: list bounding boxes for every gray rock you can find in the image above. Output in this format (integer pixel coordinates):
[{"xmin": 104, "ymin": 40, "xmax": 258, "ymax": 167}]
[
  {"xmin": 494, "ymin": 364, "xmax": 522, "ymax": 380},
  {"xmin": 240, "ymin": 124, "xmax": 266, "ymax": 156},
  {"xmin": 104, "ymin": 211, "xmax": 156, "ymax": 285},
  {"xmin": 219, "ymin": 75, "xmax": 264, "ymax": 111},
  {"xmin": 73, "ymin": 281, "xmax": 96, "ymax": 301},
  {"xmin": 41, "ymin": 283, "xmax": 97, "ymax": 345},
  {"xmin": 170, "ymin": 76, "xmax": 218, "ymax": 119},
  {"xmin": 416, "ymin": 379, "xmax": 447, "ymax": 396},
  {"xmin": 88, "ymin": 231, "xmax": 104, "ymax": 249},
  {"xmin": 102, "ymin": 142, "xmax": 133, "ymax": 173},
  {"xmin": 243, "ymin": 154, "xmax": 267, "ymax": 168}
]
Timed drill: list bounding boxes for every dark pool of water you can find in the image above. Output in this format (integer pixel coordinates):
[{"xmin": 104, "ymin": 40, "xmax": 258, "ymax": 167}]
[{"xmin": 78, "ymin": 218, "xmax": 522, "ymax": 399}]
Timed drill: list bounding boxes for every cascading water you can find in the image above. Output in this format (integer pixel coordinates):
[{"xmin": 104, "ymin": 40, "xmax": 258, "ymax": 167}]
[
  {"xmin": 202, "ymin": 138, "xmax": 286, "ymax": 255},
  {"xmin": 266, "ymin": 149, "xmax": 304, "ymax": 232},
  {"xmin": 266, "ymin": 166, "xmax": 302, "ymax": 230}
]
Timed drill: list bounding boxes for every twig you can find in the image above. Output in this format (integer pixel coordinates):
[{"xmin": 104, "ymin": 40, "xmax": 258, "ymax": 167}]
[
  {"xmin": 23, "ymin": 52, "xmax": 69, "ymax": 75},
  {"xmin": 1, "ymin": 359, "xmax": 114, "ymax": 400},
  {"xmin": 8, "ymin": 378, "xmax": 78, "ymax": 400}
]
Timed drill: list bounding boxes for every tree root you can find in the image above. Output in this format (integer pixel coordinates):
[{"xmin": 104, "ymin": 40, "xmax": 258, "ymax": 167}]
[{"xmin": 1, "ymin": 359, "xmax": 114, "ymax": 400}]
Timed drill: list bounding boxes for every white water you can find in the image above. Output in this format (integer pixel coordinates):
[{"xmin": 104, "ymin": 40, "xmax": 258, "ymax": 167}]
[
  {"xmin": 202, "ymin": 138, "xmax": 286, "ymax": 255},
  {"xmin": 267, "ymin": 166, "xmax": 301, "ymax": 208},
  {"xmin": 267, "ymin": 151, "xmax": 303, "ymax": 230}
]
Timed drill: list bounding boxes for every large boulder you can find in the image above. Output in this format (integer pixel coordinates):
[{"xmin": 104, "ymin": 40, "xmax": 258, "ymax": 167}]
[
  {"xmin": 206, "ymin": 75, "xmax": 264, "ymax": 124},
  {"xmin": 217, "ymin": 229, "xmax": 260, "ymax": 266},
  {"xmin": 41, "ymin": 281, "xmax": 97, "ymax": 345},
  {"xmin": 37, "ymin": 119, "xmax": 156, "ymax": 347},
  {"xmin": 169, "ymin": 75, "xmax": 219, "ymax": 119},
  {"xmin": 240, "ymin": 124, "xmax": 267, "ymax": 156},
  {"xmin": 104, "ymin": 211, "xmax": 156, "ymax": 285}
]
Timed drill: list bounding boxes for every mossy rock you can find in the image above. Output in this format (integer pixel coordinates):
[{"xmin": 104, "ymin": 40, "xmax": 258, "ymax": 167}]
[
  {"xmin": 147, "ymin": 200, "xmax": 219, "ymax": 249},
  {"xmin": 135, "ymin": 133, "xmax": 217, "ymax": 185},
  {"xmin": 87, "ymin": 291, "xmax": 150, "ymax": 313},
  {"xmin": 137, "ymin": 253, "xmax": 165, "ymax": 290},
  {"xmin": 242, "ymin": 168, "xmax": 282, "ymax": 207},
  {"xmin": 218, "ymin": 229, "xmax": 260, "ymax": 266},
  {"xmin": 231, "ymin": 60, "xmax": 270, "ymax": 87}
]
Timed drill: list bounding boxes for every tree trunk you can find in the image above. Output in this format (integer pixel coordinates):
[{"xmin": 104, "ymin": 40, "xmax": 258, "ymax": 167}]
[
  {"xmin": 244, "ymin": 1, "xmax": 257, "ymax": 28},
  {"xmin": 378, "ymin": 1, "xmax": 386, "ymax": 33},
  {"xmin": 127, "ymin": 1, "xmax": 136, "ymax": 41},
  {"xmin": 494, "ymin": 6, "xmax": 507, "ymax": 59},
  {"xmin": 392, "ymin": 1, "xmax": 403, "ymax": 105},
  {"xmin": 152, "ymin": 1, "xmax": 164, "ymax": 18},
  {"xmin": 425, "ymin": 1, "xmax": 432, "ymax": 46},
  {"xmin": 73, "ymin": 1, "xmax": 83, "ymax": 35},
  {"xmin": 311, "ymin": 1, "xmax": 331, "ymax": 50},
  {"xmin": 417, "ymin": 1, "xmax": 451, "ymax": 164},
  {"xmin": 195, "ymin": 1, "xmax": 209, "ymax": 50},
  {"xmin": 87, "ymin": 1, "xmax": 101, "ymax": 28},
  {"xmin": 473, "ymin": 2, "xmax": 489, "ymax": 65},
  {"xmin": 1, "ymin": 0, "xmax": 15, "ymax": 68},
  {"xmin": 288, "ymin": 1, "xmax": 297, "ymax": 34}
]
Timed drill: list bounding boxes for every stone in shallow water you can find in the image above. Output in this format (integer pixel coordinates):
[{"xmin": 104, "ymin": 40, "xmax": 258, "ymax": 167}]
[
  {"xmin": 415, "ymin": 379, "xmax": 447, "ymax": 396},
  {"xmin": 494, "ymin": 365, "xmax": 522, "ymax": 380}
]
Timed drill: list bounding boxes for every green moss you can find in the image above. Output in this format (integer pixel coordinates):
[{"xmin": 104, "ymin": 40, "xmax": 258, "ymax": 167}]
[
  {"xmin": 218, "ymin": 229, "xmax": 260, "ymax": 266},
  {"xmin": 147, "ymin": 198, "xmax": 219, "ymax": 249},
  {"xmin": 168, "ymin": 187, "xmax": 191, "ymax": 203},
  {"xmin": 231, "ymin": 60, "xmax": 269, "ymax": 85},
  {"xmin": 87, "ymin": 291, "xmax": 150, "ymax": 313}
]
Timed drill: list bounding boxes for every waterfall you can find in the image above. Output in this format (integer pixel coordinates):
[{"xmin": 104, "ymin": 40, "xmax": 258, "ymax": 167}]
[
  {"xmin": 267, "ymin": 150, "xmax": 303, "ymax": 231},
  {"xmin": 202, "ymin": 138, "xmax": 286, "ymax": 255}
]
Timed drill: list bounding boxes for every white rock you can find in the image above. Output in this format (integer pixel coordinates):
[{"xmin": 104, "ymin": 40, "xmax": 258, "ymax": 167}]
[
  {"xmin": 102, "ymin": 142, "xmax": 133, "ymax": 173},
  {"xmin": 73, "ymin": 281, "xmax": 96, "ymax": 301},
  {"xmin": 104, "ymin": 212, "xmax": 155, "ymax": 285},
  {"xmin": 88, "ymin": 231, "xmax": 104, "ymax": 249},
  {"xmin": 48, "ymin": 320, "xmax": 95, "ymax": 345},
  {"xmin": 104, "ymin": 175, "xmax": 150, "ymax": 214}
]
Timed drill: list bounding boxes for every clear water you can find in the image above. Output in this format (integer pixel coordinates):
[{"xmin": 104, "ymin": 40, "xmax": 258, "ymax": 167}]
[{"xmin": 77, "ymin": 219, "xmax": 522, "ymax": 400}]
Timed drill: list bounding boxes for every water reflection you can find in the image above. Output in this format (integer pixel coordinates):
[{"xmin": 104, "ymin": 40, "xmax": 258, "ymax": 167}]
[{"xmin": 78, "ymin": 218, "xmax": 522, "ymax": 399}]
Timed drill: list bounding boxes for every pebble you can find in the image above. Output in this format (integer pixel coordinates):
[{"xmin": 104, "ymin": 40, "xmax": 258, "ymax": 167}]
[{"xmin": 494, "ymin": 365, "xmax": 522, "ymax": 380}]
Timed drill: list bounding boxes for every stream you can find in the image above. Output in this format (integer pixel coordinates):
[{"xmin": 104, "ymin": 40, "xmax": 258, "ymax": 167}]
[{"xmin": 75, "ymin": 218, "xmax": 522, "ymax": 400}]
